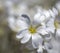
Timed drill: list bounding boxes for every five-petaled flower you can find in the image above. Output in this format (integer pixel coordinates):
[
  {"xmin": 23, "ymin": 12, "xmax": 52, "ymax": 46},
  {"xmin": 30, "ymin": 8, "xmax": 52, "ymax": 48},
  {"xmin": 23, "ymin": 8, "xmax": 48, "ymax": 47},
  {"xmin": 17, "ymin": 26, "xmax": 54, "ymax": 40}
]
[{"xmin": 15, "ymin": 13, "xmax": 55, "ymax": 50}]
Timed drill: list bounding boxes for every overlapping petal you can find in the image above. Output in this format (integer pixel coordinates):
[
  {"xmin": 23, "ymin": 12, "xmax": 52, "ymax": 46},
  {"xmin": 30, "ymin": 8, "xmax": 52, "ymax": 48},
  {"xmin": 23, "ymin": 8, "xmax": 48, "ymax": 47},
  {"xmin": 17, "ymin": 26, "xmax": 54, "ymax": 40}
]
[
  {"xmin": 16, "ymin": 30, "xmax": 31, "ymax": 44},
  {"xmin": 37, "ymin": 26, "xmax": 48, "ymax": 35},
  {"xmin": 34, "ymin": 12, "xmax": 46, "ymax": 24},
  {"xmin": 37, "ymin": 28, "xmax": 48, "ymax": 35},
  {"xmin": 32, "ymin": 33, "xmax": 43, "ymax": 48},
  {"xmin": 37, "ymin": 45, "xmax": 44, "ymax": 53},
  {"xmin": 8, "ymin": 14, "xmax": 31, "ymax": 32},
  {"xmin": 16, "ymin": 18, "xmax": 29, "ymax": 30},
  {"xmin": 46, "ymin": 17, "xmax": 55, "ymax": 33},
  {"xmin": 20, "ymin": 30, "xmax": 31, "ymax": 44},
  {"xmin": 16, "ymin": 29, "xmax": 27, "ymax": 39}
]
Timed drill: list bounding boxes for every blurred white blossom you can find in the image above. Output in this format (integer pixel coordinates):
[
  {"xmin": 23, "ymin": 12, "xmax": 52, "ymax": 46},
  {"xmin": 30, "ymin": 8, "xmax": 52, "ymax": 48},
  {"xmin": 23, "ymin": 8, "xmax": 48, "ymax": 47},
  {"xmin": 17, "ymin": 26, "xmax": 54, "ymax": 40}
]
[
  {"xmin": 15, "ymin": 12, "xmax": 55, "ymax": 51},
  {"xmin": 7, "ymin": 1, "xmax": 60, "ymax": 53}
]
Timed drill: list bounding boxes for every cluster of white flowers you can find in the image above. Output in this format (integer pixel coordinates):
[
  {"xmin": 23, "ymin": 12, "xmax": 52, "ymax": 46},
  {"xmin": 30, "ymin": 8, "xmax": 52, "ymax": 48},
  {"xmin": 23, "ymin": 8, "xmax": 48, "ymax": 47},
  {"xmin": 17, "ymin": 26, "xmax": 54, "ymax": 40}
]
[{"xmin": 6, "ymin": 0, "xmax": 60, "ymax": 53}]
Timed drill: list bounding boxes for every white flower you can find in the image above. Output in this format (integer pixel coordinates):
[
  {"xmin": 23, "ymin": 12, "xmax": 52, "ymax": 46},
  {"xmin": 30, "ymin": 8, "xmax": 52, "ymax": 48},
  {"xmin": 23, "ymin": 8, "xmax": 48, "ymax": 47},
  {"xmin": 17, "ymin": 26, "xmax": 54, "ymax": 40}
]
[
  {"xmin": 34, "ymin": 8, "xmax": 57, "ymax": 34},
  {"xmin": 34, "ymin": 7, "xmax": 58, "ymax": 25},
  {"xmin": 16, "ymin": 14, "xmax": 53, "ymax": 49}
]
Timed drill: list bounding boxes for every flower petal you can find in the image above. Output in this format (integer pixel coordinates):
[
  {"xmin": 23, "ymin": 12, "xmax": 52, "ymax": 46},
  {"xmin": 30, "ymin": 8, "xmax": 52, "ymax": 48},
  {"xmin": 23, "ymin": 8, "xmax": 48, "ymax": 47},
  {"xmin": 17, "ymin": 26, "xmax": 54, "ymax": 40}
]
[
  {"xmin": 46, "ymin": 17, "xmax": 55, "ymax": 27},
  {"xmin": 32, "ymin": 33, "xmax": 43, "ymax": 48},
  {"xmin": 46, "ymin": 18, "xmax": 55, "ymax": 33},
  {"xmin": 43, "ymin": 10, "xmax": 51, "ymax": 18},
  {"xmin": 46, "ymin": 27, "xmax": 55, "ymax": 33},
  {"xmin": 8, "ymin": 16, "xmax": 19, "ymax": 32},
  {"xmin": 16, "ymin": 14, "xmax": 31, "ymax": 30},
  {"xmin": 34, "ymin": 13, "xmax": 46, "ymax": 24},
  {"xmin": 37, "ymin": 45, "xmax": 43, "ymax": 53},
  {"xmin": 21, "ymin": 14, "xmax": 31, "ymax": 25},
  {"xmin": 37, "ymin": 29, "xmax": 48, "ymax": 35},
  {"xmin": 8, "ymin": 15, "xmax": 31, "ymax": 32},
  {"xmin": 16, "ymin": 18, "xmax": 29, "ymax": 30},
  {"xmin": 21, "ymin": 30, "xmax": 31, "ymax": 44},
  {"xmin": 16, "ymin": 29, "xmax": 27, "ymax": 39},
  {"xmin": 37, "ymin": 26, "xmax": 48, "ymax": 35}
]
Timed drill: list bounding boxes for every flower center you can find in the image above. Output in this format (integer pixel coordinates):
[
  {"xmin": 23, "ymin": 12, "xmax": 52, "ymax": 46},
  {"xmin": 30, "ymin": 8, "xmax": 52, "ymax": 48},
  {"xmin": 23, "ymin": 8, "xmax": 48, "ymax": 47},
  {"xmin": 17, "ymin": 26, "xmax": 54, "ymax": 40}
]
[
  {"xmin": 54, "ymin": 21, "xmax": 60, "ymax": 29},
  {"xmin": 29, "ymin": 26, "xmax": 36, "ymax": 34}
]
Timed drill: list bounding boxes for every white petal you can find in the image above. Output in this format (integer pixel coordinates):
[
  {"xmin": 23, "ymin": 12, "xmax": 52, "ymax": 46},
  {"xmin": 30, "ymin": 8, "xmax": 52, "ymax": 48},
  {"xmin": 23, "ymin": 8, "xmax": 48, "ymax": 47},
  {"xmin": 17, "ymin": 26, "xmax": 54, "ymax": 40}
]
[
  {"xmin": 34, "ymin": 13, "xmax": 46, "ymax": 24},
  {"xmin": 33, "ymin": 12, "xmax": 41, "ymax": 24},
  {"xmin": 37, "ymin": 45, "xmax": 43, "ymax": 53},
  {"xmin": 32, "ymin": 33, "xmax": 43, "ymax": 48},
  {"xmin": 38, "ymin": 29, "xmax": 48, "ymax": 35},
  {"xmin": 46, "ymin": 27, "xmax": 55, "ymax": 33},
  {"xmin": 46, "ymin": 18, "xmax": 55, "ymax": 33},
  {"xmin": 16, "ymin": 18, "xmax": 29, "ymax": 30},
  {"xmin": 49, "ymin": 9, "xmax": 56, "ymax": 18},
  {"xmin": 37, "ymin": 26, "xmax": 48, "ymax": 35},
  {"xmin": 43, "ymin": 10, "xmax": 50, "ymax": 18},
  {"xmin": 46, "ymin": 18, "xmax": 55, "ymax": 27},
  {"xmin": 16, "ymin": 14, "xmax": 31, "ymax": 30},
  {"xmin": 21, "ymin": 14, "xmax": 30, "ymax": 24},
  {"xmin": 21, "ymin": 30, "xmax": 31, "ymax": 44},
  {"xmin": 16, "ymin": 29, "xmax": 26, "ymax": 39},
  {"xmin": 8, "ymin": 15, "xmax": 30, "ymax": 32}
]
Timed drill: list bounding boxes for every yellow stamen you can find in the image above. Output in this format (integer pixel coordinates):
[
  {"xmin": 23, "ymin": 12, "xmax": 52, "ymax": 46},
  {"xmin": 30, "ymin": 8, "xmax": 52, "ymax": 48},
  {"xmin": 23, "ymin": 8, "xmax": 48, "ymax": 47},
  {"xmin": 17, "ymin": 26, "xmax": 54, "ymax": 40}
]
[
  {"xmin": 29, "ymin": 26, "xmax": 36, "ymax": 34},
  {"xmin": 54, "ymin": 21, "xmax": 60, "ymax": 29}
]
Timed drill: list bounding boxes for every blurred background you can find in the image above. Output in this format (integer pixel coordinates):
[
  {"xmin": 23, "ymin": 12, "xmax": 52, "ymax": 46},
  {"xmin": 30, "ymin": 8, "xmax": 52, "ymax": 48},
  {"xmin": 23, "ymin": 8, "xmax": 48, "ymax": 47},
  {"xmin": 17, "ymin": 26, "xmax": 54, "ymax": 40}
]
[{"xmin": 0, "ymin": 0, "xmax": 60, "ymax": 53}]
